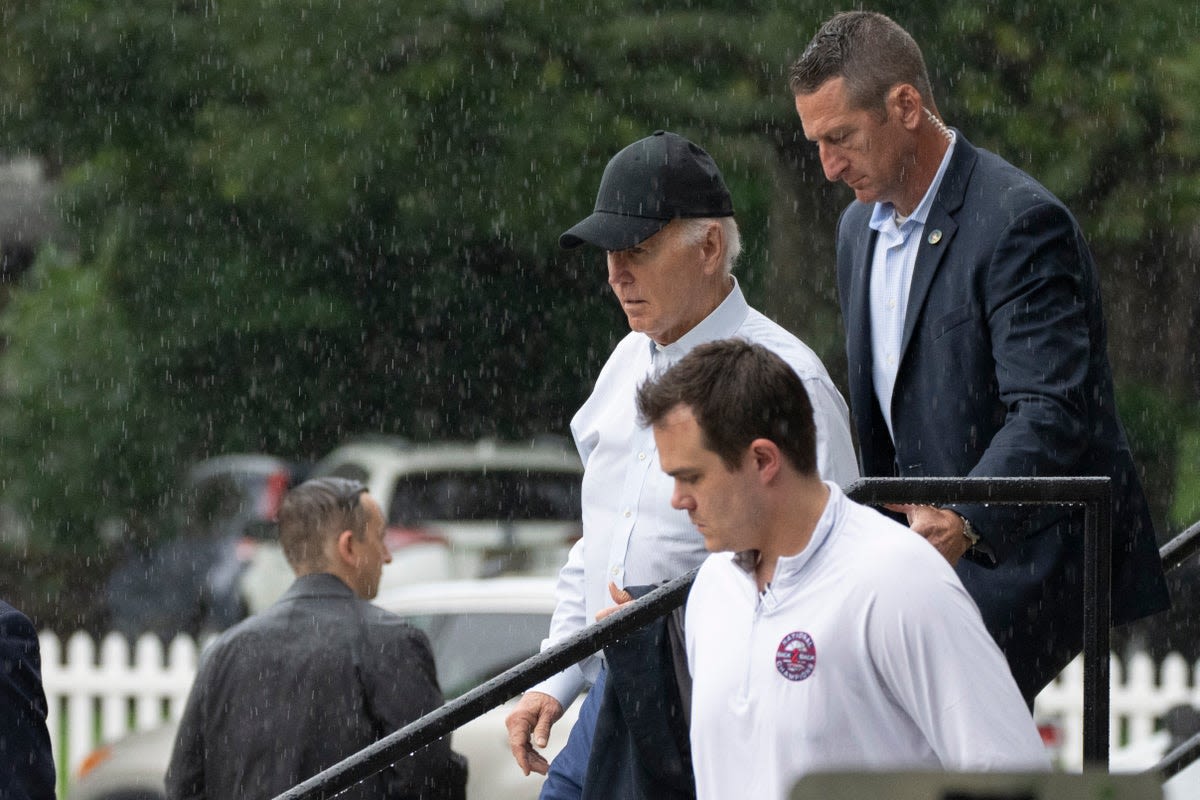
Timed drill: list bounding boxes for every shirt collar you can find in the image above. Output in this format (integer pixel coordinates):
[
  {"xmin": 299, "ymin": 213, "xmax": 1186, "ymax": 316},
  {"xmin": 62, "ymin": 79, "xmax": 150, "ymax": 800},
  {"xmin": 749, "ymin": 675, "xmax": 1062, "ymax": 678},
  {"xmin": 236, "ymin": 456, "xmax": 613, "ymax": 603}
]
[
  {"xmin": 869, "ymin": 133, "xmax": 958, "ymax": 234},
  {"xmin": 281, "ymin": 571, "xmax": 357, "ymax": 600},
  {"xmin": 648, "ymin": 275, "xmax": 750, "ymax": 362},
  {"xmin": 730, "ymin": 482, "xmax": 845, "ymax": 587}
]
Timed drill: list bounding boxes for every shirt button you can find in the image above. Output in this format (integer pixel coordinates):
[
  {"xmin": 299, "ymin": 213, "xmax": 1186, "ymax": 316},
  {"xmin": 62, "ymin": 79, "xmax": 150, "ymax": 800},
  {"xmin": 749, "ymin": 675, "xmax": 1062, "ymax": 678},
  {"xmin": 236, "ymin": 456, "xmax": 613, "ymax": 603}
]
[
  {"xmin": 887, "ymin": 298, "xmax": 897, "ymax": 310},
  {"xmin": 610, "ymin": 565, "xmax": 621, "ymax": 577},
  {"xmin": 638, "ymin": 452, "xmax": 646, "ymax": 461},
  {"xmin": 623, "ymin": 509, "xmax": 632, "ymax": 518}
]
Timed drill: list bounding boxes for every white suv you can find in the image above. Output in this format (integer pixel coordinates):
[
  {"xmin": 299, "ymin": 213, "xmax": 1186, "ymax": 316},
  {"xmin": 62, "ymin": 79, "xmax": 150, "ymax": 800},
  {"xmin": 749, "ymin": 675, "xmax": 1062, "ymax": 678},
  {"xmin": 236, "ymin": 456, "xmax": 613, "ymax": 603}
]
[{"xmin": 240, "ymin": 437, "xmax": 582, "ymax": 611}]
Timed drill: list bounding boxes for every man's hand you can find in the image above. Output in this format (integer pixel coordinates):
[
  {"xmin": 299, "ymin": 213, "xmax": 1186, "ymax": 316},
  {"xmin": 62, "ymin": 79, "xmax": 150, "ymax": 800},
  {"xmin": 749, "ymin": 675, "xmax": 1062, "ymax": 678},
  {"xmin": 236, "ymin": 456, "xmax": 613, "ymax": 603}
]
[
  {"xmin": 886, "ymin": 504, "xmax": 971, "ymax": 565},
  {"xmin": 505, "ymin": 691, "xmax": 564, "ymax": 776},
  {"xmin": 594, "ymin": 582, "xmax": 634, "ymax": 622}
]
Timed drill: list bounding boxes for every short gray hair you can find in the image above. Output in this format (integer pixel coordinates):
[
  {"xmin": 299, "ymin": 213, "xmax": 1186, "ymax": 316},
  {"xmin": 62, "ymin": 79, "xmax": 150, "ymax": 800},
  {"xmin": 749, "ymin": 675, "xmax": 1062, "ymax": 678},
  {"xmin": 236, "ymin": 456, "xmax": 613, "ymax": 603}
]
[{"xmin": 676, "ymin": 217, "xmax": 742, "ymax": 277}]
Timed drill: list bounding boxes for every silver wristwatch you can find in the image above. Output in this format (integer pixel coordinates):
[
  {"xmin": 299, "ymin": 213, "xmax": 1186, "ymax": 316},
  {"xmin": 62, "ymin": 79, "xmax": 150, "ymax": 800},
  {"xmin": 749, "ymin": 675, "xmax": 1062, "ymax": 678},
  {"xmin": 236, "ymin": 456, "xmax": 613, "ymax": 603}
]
[{"xmin": 958, "ymin": 513, "xmax": 980, "ymax": 548}]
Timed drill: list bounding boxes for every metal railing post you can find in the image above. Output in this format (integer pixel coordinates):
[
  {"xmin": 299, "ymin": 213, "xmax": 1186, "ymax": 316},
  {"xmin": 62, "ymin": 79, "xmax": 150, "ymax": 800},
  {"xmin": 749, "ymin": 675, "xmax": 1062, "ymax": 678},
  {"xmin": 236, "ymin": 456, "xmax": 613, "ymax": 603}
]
[
  {"xmin": 1081, "ymin": 489, "xmax": 1112, "ymax": 765},
  {"xmin": 845, "ymin": 476, "xmax": 1112, "ymax": 769}
]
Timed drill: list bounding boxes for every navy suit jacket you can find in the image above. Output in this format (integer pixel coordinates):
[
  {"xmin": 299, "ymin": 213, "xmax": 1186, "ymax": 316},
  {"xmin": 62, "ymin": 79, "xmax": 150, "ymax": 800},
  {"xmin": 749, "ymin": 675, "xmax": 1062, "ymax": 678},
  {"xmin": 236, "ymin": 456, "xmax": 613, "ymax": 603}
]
[
  {"xmin": 835, "ymin": 133, "xmax": 1170, "ymax": 700},
  {"xmin": 0, "ymin": 600, "xmax": 57, "ymax": 800}
]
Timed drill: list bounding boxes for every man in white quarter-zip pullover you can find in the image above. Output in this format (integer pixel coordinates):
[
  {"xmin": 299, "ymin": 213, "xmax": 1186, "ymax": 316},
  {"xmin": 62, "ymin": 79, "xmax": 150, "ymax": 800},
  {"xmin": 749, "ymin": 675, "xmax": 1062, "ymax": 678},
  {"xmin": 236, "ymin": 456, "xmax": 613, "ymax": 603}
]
[{"xmin": 634, "ymin": 339, "xmax": 1049, "ymax": 800}]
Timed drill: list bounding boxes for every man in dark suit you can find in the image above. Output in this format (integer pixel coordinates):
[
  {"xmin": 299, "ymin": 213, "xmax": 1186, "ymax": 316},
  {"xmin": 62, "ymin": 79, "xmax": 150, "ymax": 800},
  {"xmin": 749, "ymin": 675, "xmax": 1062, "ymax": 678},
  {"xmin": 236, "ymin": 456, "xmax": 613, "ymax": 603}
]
[
  {"xmin": 1, "ymin": 599, "xmax": 57, "ymax": 800},
  {"xmin": 166, "ymin": 478, "xmax": 466, "ymax": 800},
  {"xmin": 790, "ymin": 10, "xmax": 1170, "ymax": 703}
]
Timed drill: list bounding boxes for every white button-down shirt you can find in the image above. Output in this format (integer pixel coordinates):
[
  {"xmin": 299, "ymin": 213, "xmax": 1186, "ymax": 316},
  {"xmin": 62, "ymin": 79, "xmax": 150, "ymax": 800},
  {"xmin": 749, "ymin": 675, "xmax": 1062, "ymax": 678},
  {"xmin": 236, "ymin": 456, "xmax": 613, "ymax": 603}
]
[
  {"xmin": 868, "ymin": 135, "xmax": 956, "ymax": 438},
  {"xmin": 533, "ymin": 278, "xmax": 858, "ymax": 705}
]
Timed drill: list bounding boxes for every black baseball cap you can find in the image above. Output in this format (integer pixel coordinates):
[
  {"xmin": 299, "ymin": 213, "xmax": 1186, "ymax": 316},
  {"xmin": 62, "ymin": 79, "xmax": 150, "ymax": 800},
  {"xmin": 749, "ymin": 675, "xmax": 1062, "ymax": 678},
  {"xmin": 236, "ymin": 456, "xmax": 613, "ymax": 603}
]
[{"xmin": 559, "ymin": 130, "xmax": 735, "ymax": 251}]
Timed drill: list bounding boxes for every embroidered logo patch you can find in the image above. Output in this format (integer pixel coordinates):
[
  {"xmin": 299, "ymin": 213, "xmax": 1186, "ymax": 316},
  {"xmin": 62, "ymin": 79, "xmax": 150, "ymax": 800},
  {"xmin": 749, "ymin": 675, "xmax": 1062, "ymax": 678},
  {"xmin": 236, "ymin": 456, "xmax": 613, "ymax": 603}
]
[{"xmin": 775, "ymin": 631, "xmax": 817, "ymax": 682}]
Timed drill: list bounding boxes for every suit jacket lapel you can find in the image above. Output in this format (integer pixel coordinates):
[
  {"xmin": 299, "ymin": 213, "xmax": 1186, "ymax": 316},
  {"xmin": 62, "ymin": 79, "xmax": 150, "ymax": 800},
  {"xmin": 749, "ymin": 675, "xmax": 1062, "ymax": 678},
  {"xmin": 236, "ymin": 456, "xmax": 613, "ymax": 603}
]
[
  {"xmin": 898, "ymin": 134, "xmax": 977, "ymax": 365},
  {"xmin": 845, "ymin": 214, "xmax": 876, "ymax": 418}
]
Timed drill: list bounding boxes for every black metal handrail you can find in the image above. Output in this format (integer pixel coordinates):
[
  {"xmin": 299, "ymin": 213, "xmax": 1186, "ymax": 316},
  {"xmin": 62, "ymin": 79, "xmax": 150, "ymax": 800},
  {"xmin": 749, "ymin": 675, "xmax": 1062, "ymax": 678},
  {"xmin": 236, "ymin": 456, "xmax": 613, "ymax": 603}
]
[
  {"xmin": 272, "ymin": 476, "xmax": 1116, "ymax": 800},
  {"xmin": 1146, "ymin": 518, "xmax": 1200, "ymax": 782},
  {"xmin": 1157, "ymin": 729, "xmax": 1200, "ymax": 781},
  {"xmin": 1159, "ymin": 519, "xmax": 1200, "ymax": 574}
]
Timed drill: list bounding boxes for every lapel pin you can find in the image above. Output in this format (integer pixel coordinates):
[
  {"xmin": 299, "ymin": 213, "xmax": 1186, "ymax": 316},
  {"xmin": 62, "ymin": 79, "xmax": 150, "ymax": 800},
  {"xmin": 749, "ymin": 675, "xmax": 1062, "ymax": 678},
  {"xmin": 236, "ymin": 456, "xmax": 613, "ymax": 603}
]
[{"xmin": 927, "ymin": 229, "xmax": 943, "ymax": 245}]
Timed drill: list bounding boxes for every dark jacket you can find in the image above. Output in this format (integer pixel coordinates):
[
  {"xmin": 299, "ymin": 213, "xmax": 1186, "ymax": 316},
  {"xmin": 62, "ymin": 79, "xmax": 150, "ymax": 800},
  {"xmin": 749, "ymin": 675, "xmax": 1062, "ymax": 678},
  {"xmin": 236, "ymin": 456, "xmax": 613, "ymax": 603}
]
[
  {"xmin": 836, "ymin": 133, "xmax": 1170, "ymax": 701},
  {"xmin": 0, "ymin": 600, "xmax": 57, "ymax": 800},
  {"xmin": 165, "ymin": 573, "xmax": 465, "ymax": 800},
  {"xmin": 582, "ymin": 585, "xmax": 693, "ymax": 800}
]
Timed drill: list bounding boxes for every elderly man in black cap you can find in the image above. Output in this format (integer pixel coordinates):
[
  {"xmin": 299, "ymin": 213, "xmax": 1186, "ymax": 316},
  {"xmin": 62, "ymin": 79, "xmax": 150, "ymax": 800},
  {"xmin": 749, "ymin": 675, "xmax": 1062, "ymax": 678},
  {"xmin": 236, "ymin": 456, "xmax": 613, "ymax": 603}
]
[{"xmin": 505, "ymin": 131, "xmax": 857, "ymax": 799}]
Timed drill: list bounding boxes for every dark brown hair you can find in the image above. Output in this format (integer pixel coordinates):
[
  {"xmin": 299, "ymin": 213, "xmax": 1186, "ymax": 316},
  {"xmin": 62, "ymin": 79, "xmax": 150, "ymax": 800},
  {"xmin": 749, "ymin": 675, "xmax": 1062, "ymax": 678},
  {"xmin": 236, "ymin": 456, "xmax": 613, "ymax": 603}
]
[
  {"xmin": 636, "ymin": 338, "xmax": 817, "ymax": 475},
  {"xmin": 788, "ymin": 11, "xmax": 935, "ymax": 117},
  {"xmin": 277, "ymin": 477, "xmax": 369, "ymax": 571}
]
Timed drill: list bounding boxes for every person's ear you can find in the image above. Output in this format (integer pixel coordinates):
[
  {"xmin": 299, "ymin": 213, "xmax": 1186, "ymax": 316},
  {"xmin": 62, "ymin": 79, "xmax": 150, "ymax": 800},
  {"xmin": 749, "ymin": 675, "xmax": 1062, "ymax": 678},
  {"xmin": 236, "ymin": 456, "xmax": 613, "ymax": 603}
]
[
  {"xmin": 749, "ymin": 439, "xmax": 782, "ymax": 484},
  {"xmin": 889, "ymin": 84, "xmax": 923, "ymax": 129},
  {"xmin": 335, "ymin": 528, "xmax": 358, "ymax": 567},
  {"xmin": 700, "ymin": 221, "xmax": 724, "ymax": 276}
]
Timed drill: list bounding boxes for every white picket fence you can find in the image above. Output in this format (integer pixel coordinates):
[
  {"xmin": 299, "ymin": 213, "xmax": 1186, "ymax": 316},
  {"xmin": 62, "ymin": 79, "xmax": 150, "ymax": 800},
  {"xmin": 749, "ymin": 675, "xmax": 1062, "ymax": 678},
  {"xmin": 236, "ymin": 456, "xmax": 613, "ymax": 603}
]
[
  {"xmin": 38, "ymin": 630, "xmax": 1200, "ymax": 785},
  {"xmin": 40, "ymin": 631, "xmax": 209, "ymax": 782}
]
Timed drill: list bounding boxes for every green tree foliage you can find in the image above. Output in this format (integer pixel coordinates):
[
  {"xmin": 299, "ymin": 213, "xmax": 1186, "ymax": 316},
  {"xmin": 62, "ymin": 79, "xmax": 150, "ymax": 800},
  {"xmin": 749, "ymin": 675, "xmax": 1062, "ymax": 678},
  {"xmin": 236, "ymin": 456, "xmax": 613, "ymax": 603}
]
[
  {"xmin": 0, "ymin": 251, "xmax": 171, "ymax": 544},
  {"xmin": 0, "ymin": 0, "xmax": 1197, "ymax": 548}
]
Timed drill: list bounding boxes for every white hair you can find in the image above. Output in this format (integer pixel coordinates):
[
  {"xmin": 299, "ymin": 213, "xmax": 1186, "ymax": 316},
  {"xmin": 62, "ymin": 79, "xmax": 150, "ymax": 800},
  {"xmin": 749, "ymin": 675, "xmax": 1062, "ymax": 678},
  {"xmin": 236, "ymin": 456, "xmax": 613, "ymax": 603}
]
[{"xmin": 676, "ymin": 216, "xmax": 742, "ymax": 276}]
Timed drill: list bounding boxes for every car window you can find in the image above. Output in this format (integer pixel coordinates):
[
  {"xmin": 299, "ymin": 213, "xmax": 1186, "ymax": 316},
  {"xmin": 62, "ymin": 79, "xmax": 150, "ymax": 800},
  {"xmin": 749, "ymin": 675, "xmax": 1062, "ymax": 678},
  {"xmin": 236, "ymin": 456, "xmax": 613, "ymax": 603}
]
[
  {"xmin": 184, "ymin": 473, "xmax": 265, "ymax": 536},
  {"xmin": 400, "ymin": 611, "xmax": 549, "ymax": 698},
  {"xmin": 189, "ymin": 469, "xmax": 293, "ymax": 540},
  {"xmin": 387, "ymin": 470, "xmax": 581, "ymax": 527}
]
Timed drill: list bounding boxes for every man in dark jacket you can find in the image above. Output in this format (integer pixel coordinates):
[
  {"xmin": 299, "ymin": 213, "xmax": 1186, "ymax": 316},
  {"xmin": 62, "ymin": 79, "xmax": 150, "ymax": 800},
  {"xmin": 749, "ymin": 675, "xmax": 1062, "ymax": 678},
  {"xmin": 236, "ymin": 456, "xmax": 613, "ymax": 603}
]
[
  {"xmin": 1, "ymin": 599, "xmax": 57, "ymax": 800},
  {"xmin": 166, "ymin": 477, "xmax": 466, "ymax": 800}
]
